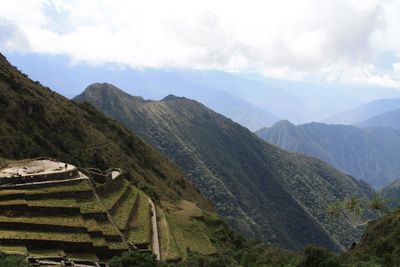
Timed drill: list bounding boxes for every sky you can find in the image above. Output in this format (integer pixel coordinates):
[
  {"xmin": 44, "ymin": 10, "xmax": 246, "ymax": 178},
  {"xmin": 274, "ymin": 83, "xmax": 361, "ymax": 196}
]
[{"xmin": 1, "ymin": 0, "xmax": 400, "ymax": 89}]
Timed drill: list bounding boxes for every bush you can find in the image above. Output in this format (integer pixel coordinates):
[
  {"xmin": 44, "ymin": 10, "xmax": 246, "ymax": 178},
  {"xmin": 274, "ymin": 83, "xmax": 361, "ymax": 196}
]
[
  {"xmin": 299, "ymin": 245, "xmax": 342, "ymax": 267},
  {"xmin": 0, "ymin": 253, "xmax": 30, "ymax": 267},
  {"xmin": 109, "ymin": 251, "xmax": 159, "ymax": 267},
  {"xmin": 137, "ymin": 182, "xmax": 160, "ymax": 203}
]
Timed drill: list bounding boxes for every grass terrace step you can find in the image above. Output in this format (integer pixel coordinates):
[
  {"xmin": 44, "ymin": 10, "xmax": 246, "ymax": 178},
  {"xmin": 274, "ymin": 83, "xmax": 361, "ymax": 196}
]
[
  {"xmin": 110, "ymin": 186, "xmax": 138, "ymax": 231},
  {"xmin": 27, "ymin": 249, "xmax": 66, "ymax": 259},
  {"xmin": 127, "ymin": 191, "xmax": 150, "ymax": 245},
  {"xmin": 0, "ymin": 244, "xmax": 27, "ymax": 255},
  {"xmin": 101, "ymin": 180, "xmax": 130, "ymax": 210},
  {"xmin": 108, "ymin": 241, "xmax": 129, "ymax": 250},
  {"xmin": 0, "ymin": 215, "xmax": 86, "ymax": 231},
  {"xmin": 0, "ymin": 180, "xmax": 92, "ymax": 200},
  {"xmin": 91, "ymin": 236, "xmax": 107, "ymax": 248},
  {"xmin": 0, "ymin": 229, "xmax": 92, "ymax": 243},
  {"xmin": 65, "ymin": 252, "xmax": 99, "ymax": 262}
]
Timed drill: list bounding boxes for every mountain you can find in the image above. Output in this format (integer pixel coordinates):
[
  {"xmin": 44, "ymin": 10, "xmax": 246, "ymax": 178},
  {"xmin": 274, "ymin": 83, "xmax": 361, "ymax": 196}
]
[
  {"xmin": 347, "ymin": 209, "xmax": 400, "ymax": 266},
  {"xmin": 325, "ymin": 98, "xmax": 400, "ymax": 125},
  {"xmin": 75, "ymin": 83, "xmax": 375, "ymax": 251},
  {"xmin": 4, "ymin": 52, "xmax": 363, "ymax": 127},
  {"xmin": 380, "ymin": 179, "xmax": 400, "ymax": 208},
  {"xmin": 256, "ymin": 121, "xmax": 400, "ymax": 188},
  {"xmin": 358, "ymin": 108, "xmax": 400, "ymax": 130},
  {"xmin": 0, "ymin": 53, "xmax": 248, "ymax": 262},
  {"xmin": 1, "ymin": 54, "xmax": 280, "ymax": 131}
]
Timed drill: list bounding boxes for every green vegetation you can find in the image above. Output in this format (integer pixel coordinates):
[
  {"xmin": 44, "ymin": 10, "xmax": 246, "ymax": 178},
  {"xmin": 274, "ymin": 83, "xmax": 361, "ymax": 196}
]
[
  {"xmin": 27, "ymin": 249, "xmax": 65, "ymax": 258},
  {"xmin": 102, "ymin": 180, "xmax": 130, "ymax": 209},
  {"xmin": 0, "ymin": 252, "xmax": 30, "ymax": 267},
  {"xmin": 0, "ymin": 245, "xmax": 27, "ymax": 255},
  {"xmin": 127, "ymin": 191, "xmax": 151, "ymax": 245},
  {"xmin": 157, "ymin": 207, "xmax": 181, "ymax": 261},
  {"xmin": 0, "ymin": 180, "xmax": 91, "ymax": 197},
  {"xmin": 0, "ymin": 229, "xmax": 91, "ymax": 242},
  {"xmin": 77, "ymin": 83, "xmax": 374, "ymax": 250},
  {"xmin": 111, "ymin": 186, "xmax": 138, "ymax": 230},
  {"xmin": 109, "ymin": 251, "xmax": 159, "ymax": 267},
  {"xmin": 256, "ymin": 120, "xmax": 400, "ymax": 189}
]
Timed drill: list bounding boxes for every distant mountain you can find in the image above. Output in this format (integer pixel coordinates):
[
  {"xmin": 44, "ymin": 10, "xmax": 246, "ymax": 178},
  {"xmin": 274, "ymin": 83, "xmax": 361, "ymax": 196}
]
[
  {"xmin": 4, "ymin": 53, "xmax": 365, "ymax": 126},
  {"xmin": 325, "ymin": 98, "xmax": 400, "ymax": 125},
  {"xmin": 358, "ymin": 108, "xmax": 400, "ymax": 130},
  {"xmin": 75, "ymin": 83, "xmax": 374, "ymax": 251},
  {"xmin": 380, "ymin": 179, "xmax": 400, "ymax": 208},
  {"xmin": 256, "ymin": 121, "xmax": 400, "ymax": 188}
]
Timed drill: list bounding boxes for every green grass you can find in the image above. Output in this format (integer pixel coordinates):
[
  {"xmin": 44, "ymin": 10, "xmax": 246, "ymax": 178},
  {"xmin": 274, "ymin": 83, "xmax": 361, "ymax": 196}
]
[
  {"xmin": 0, "ymin": 244, "xmax": 27, "ymax": 255},
  {"xmin": 108, "ymin": 241, "xmax": 129, "ymax": 250},
  {"xmin": 28, "ymin": 197, "xmax": 106, "ymax": 214},
  {"xmin": 79, "ymin": 198, "xmax": 106, "ymax": 214},
  {"xmin": 101, "ymin": 180, "xmax": 130, "ymax": 210},
  {"xmin": 127, "ymin": 191, "xmax": 150, "ymax": 245},
  {"xmin": 156, "ymin": 207, "xmax": 181, "ymax": 261},
  {"xmin": 97, "ymin": 221, "xmax": 121, "ymax": 236},
  {"xmin": 27, "ymin": 249, "xmax": 65, "ymax": 258},
  {"xmin": 65, "ymin": 252, "xmax": 99, "ymax": 262},
  {"xmin": 0, "ymin": 199, "xmax": 27, "ymax": 206},
  {"xmin": 110, "ymin": 186, "xmax": 137, "ymax": 230},
  {"xmin": 91, "ymin": 236, "xmax": 107, "ymax": 247},
  {"xmin": 28, "ymin": 198, "xmax": 78, "ymax": 209},
  {"xmin": 163, "ymin": 200, "xmax": 217, "ymax": 258},
  {"xmin": 0, "ymin": 215, "xmax": 85, "ymax": 228},
  {"xmin": 0, "ymin": 180, "xmax": 91, "ymax": 197},
  {"xmin": 0, "ymin": 229, "xmax": 92, "ymax": 242}
]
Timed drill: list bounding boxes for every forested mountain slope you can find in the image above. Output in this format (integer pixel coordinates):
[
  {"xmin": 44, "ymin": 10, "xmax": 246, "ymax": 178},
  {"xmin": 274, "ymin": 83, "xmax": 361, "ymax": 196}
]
[
  {"xmin": 257, "ymin": 121, "xmax": 400, "ymax": 188},
  {"xmin": 75, "ymin": 83, "xmax": 374, "ymax": 251}
]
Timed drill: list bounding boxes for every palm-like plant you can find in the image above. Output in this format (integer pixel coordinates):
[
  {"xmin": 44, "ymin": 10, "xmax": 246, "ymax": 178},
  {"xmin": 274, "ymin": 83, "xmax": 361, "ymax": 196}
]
[
  {"xmin": 368, "ymin": 192, "xmax": 386, "ymax": 215},
  {"xmin": 344, "ymin": 196, "xmax": 362, "ymax": 215},
  {"xmin": 326, "ymin": 202, "xmax": 342, "ymax": 218}
]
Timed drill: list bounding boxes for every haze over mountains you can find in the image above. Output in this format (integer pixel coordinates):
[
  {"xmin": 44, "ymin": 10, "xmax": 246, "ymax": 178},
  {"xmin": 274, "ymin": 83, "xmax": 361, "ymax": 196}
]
[
  {"xmin": 7, "ymin": 53, "xmax": 400, "ymax": 130},
  {"xmin": 325, "ymin": 98, "xmax": 400, "ymax": 125},
  {"xmin": 75, "ymin": 82, "xmax": 375, "ymax": 251},
  {"xmin": 257, "ymin": 121, "xmax": 400, "ymax": 188}
]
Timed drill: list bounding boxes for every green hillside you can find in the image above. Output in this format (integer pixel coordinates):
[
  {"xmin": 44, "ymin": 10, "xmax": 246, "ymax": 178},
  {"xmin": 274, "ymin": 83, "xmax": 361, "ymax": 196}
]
[
  {"xmin": 0, "ymin": 53, "xmax": 246, "ymax": 263},
  {"xmin": 75, "ymin": 83, "xmax": 375, "ymax": 251},
  {"xmin": 256, "ymin": 121, "xmax": 400, "ymax": 188}
]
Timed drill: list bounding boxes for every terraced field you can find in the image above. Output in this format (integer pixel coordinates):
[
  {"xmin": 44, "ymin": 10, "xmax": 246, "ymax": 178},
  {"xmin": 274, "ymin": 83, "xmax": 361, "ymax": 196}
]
[{"xmin": 0, "ymin": 163, "xmax": 156, "ymax": 264}]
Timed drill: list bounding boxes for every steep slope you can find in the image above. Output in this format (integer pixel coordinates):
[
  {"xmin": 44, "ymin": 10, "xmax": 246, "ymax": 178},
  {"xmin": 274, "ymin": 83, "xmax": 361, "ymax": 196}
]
[
  {"xmin": 256, "ymin": 121, "xmax": 400, "ymax": 188},
  {"xmin": 2, "ymin": 53, "xmax": 280, "ymax": 130},
  {"xmin": 358, "ymin": 108, "xmax": 400, "ymax": 130},
  {"xmin": 325, "ymin": 98, "xmax": 400, "ymax": 125},
  {"xmin": 347, "ymin": 209, "xmax": 400, "ymax": 266},
  {"xmin": 75, "ymin": 83, "xmax": 374, "ymax": 251},
  {"xmin": 380, "ymin": 179, "xmax": 400, "ymax": 208},
  {"xmin": 0, "ymin": 53, "xmax": 241, "ymax": 261}
]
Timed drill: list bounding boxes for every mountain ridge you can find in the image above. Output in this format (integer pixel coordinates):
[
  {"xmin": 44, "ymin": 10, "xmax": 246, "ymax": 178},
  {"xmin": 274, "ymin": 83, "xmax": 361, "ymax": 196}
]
[
  {"xmin": 257, "ymin": 121, "xmax": 400, "ymax": 188},
  {"xmin": 75, "ymin": 82, "xmax": 375, "ymax": 251}
]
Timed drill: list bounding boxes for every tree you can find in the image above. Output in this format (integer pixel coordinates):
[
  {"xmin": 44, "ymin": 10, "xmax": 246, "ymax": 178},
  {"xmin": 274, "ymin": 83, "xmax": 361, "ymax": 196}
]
[{"xmin": 109, "ymin": 251, "xmax": 159, "ymax": 267}]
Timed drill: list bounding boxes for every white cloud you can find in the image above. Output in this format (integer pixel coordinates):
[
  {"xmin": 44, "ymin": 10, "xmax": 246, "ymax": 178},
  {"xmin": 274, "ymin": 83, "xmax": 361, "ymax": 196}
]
[{"xmin": 0, "ymin": 0, "xmax": 400, "ymax": 88}]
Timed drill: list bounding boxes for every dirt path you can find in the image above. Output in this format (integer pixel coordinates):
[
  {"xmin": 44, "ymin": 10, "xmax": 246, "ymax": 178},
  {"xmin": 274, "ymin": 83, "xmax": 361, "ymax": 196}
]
[{"xmin": 148, "ymin": 197, "xmax": 160, "ymax": 260}]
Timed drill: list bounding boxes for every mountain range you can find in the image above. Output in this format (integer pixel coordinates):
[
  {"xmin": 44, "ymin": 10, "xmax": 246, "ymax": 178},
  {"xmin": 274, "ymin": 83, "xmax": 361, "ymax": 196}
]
[
  {"xmin": 75, "ymin": 83, "xmax": 375, "ymax": 251},
  {"xmin": 358, "ymin": 108, "xmax": 400, "ymax": 130},
  {"xmin": 325, "ymin": 98, "xmax": 400, "ymax": 125},
  {"xmin": 256, "ymin": 121, "xmax": 400, "ymax": 188}
]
